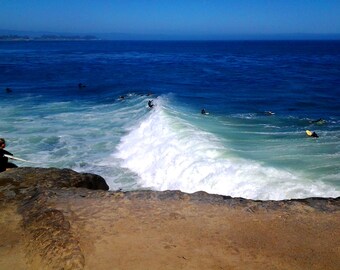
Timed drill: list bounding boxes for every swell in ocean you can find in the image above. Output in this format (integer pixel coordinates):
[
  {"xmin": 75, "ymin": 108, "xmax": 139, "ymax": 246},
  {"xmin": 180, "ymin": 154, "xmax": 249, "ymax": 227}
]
[
  {"xmin": 0, "ymin": 91, "xmax": 339, "ymax": 200},
  {"xmin": 1, "ymin": 40, "xmax": 339, "ymax": 200},
  {"xmin": 113, "ymin": 95, "xmax": 339, "ymax": 200}
]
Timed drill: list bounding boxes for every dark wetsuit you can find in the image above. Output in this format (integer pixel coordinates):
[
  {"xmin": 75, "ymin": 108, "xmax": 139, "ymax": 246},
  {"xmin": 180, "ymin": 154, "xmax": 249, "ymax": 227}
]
[
  {"xmin": 311, "ymin": 132, "xmax": 319, "ymax": 138},
  {"xmin": 0, "ymin": 149, "xmax": 17, "ymax": 172},
  {"xmin": 148, "ymin": 100, "xmax": 154, "ymax": 108}
]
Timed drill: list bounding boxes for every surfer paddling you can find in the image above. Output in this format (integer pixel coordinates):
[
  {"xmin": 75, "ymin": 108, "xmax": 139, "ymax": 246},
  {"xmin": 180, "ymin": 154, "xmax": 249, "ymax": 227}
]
[
  {"xmin": 310, "ymin": 118, "xmax": 326, "ymax": 125},
  {"xmin": 0, "ymin": 138, "xmax": 18, "ymax": 172},
  {"xmin": 201, "ymin": 108, "xmax": 209, "ymax": 115},
  {"xmin": 306, "ymin": 130, "xmax": 319, "ymax": 138}
]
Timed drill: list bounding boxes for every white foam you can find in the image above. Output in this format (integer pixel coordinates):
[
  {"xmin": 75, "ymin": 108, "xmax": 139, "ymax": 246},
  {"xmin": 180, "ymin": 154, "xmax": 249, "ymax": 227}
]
[
  {"xmin": 2, "ymin": 93, "xmax": 338, "ymax": 200},
  {"xmin": 115, "ymin": 99, "xmax": 339, "ymax": 200}
]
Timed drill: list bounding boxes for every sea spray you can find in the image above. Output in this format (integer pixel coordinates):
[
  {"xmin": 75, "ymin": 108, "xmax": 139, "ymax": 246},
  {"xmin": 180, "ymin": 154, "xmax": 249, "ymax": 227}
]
[
  {"xmin": 115, "ymin": 97, "xmax": 338, "ymax": 200},
  {"xmin": 1, "ymin": 40, "xmax": 339, "ymax": 200}
]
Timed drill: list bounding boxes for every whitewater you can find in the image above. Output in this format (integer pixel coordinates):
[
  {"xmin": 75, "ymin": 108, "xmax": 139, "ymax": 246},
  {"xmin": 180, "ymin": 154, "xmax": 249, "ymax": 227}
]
[
  {"xmin": 1, "ymin": 40, "xmax": 339, "ymax": 200},
  {"xmin": 115, "ymin": 95, "xmax": 340, "ymax": 200},
  {"xmin": 1, "ymin": 92, "xmax": 339, "ymax": 200}
]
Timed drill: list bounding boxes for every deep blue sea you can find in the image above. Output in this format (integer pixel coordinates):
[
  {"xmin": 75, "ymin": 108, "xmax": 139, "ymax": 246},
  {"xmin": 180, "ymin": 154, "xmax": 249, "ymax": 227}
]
[{"xmin": 0, "ymin": 40, "xmax": 339, "ymax": 200}]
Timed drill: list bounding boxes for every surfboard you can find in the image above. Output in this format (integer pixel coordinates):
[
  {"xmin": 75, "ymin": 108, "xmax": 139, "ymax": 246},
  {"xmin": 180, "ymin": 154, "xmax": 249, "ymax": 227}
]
[
  {"xmin": 306, "ymin": 130, "xmax": 319, "ymax": 138},
  {"xmin": 4, "ymin": 154, "xmax": 37, "ymax": 164},
  {"xmin": 306, "ymin": 130, "xmax": 313, "ymax": 136}
]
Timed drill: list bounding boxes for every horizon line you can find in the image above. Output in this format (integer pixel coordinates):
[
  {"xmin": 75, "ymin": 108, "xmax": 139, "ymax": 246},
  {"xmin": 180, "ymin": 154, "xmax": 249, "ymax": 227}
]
[{"xmin": 1, "ymin": 29, "xmax": 340, "ymax": 41}]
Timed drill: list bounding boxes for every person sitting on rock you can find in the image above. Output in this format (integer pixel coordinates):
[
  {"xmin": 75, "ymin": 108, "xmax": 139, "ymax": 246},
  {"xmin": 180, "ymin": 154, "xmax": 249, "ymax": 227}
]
[{"xmin": 0, "ymin": 138, "xmax": 17, "ymax": 172}]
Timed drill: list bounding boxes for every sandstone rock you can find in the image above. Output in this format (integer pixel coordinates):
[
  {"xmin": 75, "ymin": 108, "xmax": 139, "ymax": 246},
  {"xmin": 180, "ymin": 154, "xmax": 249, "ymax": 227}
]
[
  {"xmin": 0, "ymin": 167, "xmax": 339, "ymax": 270},
  {"xmin": 0, "ymin": 167, "xmax": 109, "ymax": 202}
]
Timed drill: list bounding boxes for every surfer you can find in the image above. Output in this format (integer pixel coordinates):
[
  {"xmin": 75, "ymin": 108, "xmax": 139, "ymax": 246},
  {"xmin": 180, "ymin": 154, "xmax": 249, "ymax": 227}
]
[
  {"xmin": 201, "ymin": 108, "xmax": 208, "ymax": 115},
  {"xmin": 310, "ymin": 131, "xmax": 319, "ymax": 138},
  {"xmin": 0, "ymin": 138, "xmax": 18, "ymax": 172},
  {"xmin": 306, "ymin": 130, "xmax": 319, "ymax": 138},
  {"xmin": 148, "ymin": 100, "xmax": 154, "ymax": 108},
  {"xmin": 310, "ymin": 118, "xmax": 326, "ymax": 125},
  {"xmin": 264, "ymin": 111, "xmax": 275, "ymax": 116},
  {"xmin": 78, "ymin": 83, "xmax": 86, "ymax": 89}
]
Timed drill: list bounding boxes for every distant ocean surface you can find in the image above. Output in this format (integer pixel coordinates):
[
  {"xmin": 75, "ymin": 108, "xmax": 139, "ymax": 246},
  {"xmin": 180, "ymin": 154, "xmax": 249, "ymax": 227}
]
[{"xmin": 0, "ymin": 40, "xmax": 339, "ymax": 200}]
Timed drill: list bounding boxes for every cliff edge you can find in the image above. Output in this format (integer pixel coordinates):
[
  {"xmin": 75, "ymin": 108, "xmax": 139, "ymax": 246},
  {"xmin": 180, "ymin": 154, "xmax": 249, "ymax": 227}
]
[{"xmin": 0, "ymin": 168, "xmax": 339, "ymax": 270}]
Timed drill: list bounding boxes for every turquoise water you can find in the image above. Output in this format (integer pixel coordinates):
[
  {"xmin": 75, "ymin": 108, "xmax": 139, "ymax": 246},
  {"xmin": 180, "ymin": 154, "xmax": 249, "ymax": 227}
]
[{"xmin": 0, "ymin": 41, "xmax": 339, "ymax": 199}]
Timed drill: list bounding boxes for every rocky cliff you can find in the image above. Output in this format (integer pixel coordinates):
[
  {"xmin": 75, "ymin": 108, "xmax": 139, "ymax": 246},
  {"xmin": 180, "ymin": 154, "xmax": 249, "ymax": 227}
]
[{"xmin": 0, "ymin": 168, "xmax": 339, "ymax": 269}]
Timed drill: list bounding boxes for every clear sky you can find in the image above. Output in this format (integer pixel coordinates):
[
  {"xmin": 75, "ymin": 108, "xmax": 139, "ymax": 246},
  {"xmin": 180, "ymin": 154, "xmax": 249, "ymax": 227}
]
[{"xmin": 1, "ymin": 0, "xmax": 340, "ymax": 38}]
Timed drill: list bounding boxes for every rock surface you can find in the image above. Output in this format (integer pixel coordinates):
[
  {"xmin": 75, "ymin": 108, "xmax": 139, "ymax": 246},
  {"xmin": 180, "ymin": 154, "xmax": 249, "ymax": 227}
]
[
  {"xmin": 0, "ymin": 167, "xmax": 339, "ymax": 270},
  {"xmin": 0, "ymin": 167, "xmax": 108, "ymax": 202}
]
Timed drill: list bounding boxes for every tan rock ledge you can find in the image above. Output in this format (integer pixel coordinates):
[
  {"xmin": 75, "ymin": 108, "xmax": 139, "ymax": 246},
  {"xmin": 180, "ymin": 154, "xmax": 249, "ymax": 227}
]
[{"xmin": 0, "ymin": 168, "xmax": 339, "ymax": 270}]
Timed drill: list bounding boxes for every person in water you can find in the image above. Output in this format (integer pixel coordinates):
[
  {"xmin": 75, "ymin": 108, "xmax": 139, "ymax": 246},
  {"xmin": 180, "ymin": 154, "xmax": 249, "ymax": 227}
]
[
  {"xmin": 0, "ymin": 138, "xmax": 17, "ymax": 172},
  {"xmin": 311, "ymin": 118, "xmax": 326, "ymax": 125},
  {"xmin": 148, "ymin": 100, "xmax": 154, "ymax": 108},
  {"xmin": 201, "ymin": 108, "xmax": 208, "ymax": 115},
  {"xmin": 310, "ymin": 131, "xmax": 319, "ymax": 138}
]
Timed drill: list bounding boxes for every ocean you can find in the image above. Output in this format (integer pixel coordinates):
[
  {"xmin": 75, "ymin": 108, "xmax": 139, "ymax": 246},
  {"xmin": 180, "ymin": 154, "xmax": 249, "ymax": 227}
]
[{"xmin": 0, "ymin": 40, "xmax": 339, "ymax": 200}]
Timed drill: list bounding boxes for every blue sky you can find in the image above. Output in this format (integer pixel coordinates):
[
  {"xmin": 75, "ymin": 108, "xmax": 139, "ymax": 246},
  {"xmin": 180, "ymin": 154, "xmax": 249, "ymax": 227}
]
[{"xmin": 1, "ymin": 0, "xmax": 339, "ymax": 38}]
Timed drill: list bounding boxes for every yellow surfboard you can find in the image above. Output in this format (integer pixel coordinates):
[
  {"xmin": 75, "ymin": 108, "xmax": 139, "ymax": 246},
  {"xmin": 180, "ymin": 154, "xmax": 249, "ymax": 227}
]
[
  {"xmin": 306, "ymin": 130, "xmax": 313, "ymax": 136},
  {"xmin": 306, "ymin": 130, "xmax": 319, "ymax": 138}
]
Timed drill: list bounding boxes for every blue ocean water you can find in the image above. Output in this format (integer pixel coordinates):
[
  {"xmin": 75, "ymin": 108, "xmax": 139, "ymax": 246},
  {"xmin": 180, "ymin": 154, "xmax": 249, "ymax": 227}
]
[{"xmin": 0, "ymin": 40, "xmax": 339, "ymax": 200}]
